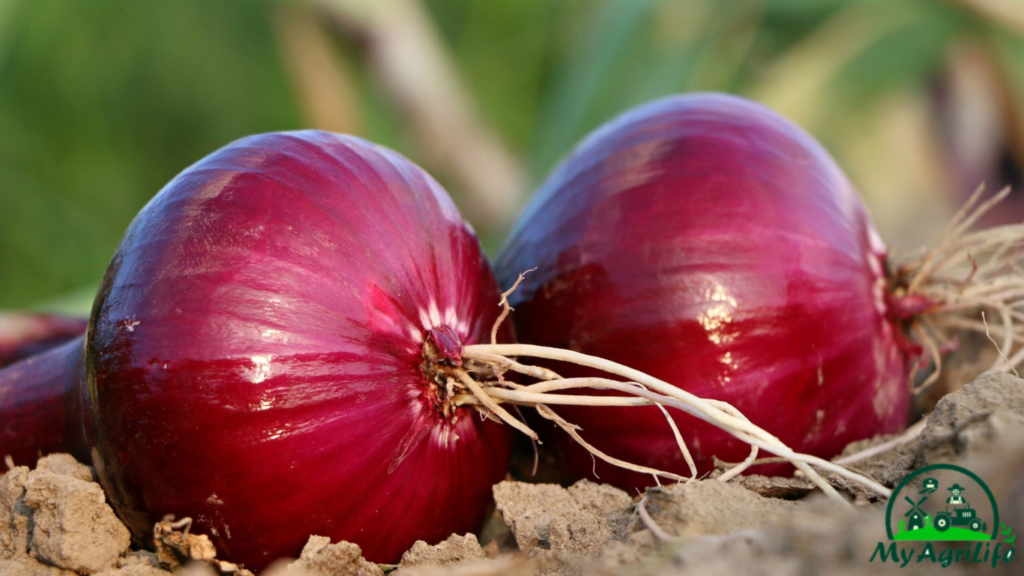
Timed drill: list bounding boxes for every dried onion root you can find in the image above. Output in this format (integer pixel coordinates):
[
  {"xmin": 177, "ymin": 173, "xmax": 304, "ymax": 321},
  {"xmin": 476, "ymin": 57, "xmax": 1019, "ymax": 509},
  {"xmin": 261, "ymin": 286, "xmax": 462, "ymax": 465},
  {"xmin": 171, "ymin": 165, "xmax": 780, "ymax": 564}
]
[
  {"xmin": 435, "ymin": 271, "xmax": 884, "ymax": 504},
  {"xmin": 895, "ymin": 185, "xmax": 1024, "ymax": 391}
]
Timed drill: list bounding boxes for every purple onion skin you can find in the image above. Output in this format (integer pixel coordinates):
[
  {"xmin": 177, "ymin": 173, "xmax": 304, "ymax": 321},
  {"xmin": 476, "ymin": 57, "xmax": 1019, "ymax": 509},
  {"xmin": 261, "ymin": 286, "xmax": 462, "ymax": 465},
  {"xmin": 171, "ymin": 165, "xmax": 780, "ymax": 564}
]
[
  {"xmin": 0, "ymin": 336, "xmax": 88, "ymax": 466},
  {"xmin": 0, "ymin": 315, "xmax": 88, "ymax": 465},
  {"xmin": 82, "ymin": 131, "xmax": 512, "ymax": 568},
  {"xmin": 496, "ymin": 94, "xmax": 909, "ymax": 491},
  {"xmin": 0, "ymin": 313, "xmax": 88, "ymax": 368}
]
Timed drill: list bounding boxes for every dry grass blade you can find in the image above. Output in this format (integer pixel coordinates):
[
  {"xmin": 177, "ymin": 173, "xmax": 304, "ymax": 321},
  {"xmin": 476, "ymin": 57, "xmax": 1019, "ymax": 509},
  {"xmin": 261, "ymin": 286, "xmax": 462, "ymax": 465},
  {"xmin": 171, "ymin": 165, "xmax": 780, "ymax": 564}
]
[
  {"xmin": 947, "ymin": 0, "xmax": 1024, "ymax": 37},
  {"xmin": 311, "ymin": 0, "xmax": 526, "ymax": 230}
]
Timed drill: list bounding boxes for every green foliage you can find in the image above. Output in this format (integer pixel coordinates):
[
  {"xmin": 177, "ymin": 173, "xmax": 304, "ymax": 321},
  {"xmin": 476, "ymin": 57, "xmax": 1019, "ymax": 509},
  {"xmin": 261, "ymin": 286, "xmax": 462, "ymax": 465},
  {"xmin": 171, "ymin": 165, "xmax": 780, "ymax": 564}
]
[
  {"xmin": 2, "ymin": 0, "xmax": 1023, "ymax": 310},
  {"xmin": 827, "ymin": 0, "xmax": 962, "ymax": 110},
  {"xmin": 0, "ymin": 0, "xmax": 299, "ymax": 309}
]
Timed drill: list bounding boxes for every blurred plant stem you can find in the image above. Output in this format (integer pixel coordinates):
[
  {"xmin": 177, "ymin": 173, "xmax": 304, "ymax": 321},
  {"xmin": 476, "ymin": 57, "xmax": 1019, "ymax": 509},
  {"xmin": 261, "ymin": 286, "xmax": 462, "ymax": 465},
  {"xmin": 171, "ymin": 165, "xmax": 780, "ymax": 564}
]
[
  {"xmin": 0, "ymin": 0, "xmax": 16, "ymax": 72},
  {"xmin": 945, "ymin": 0, "xmax": 1024, "ymax": 36},
  {"xmin": 938, "ymin": 36, "xmax": 1024, "ymax": 225},
  {"xmin": 686, "ymin": 4, "xmax": 762, "ymax": 93},
  {"xmin": 529, "ymin": 0, "xmax": 661, "ymax": 178},
  {"xmin": 838, "ymin": 92, "xmax": 956, "ymax": 254},
  {"xmin": 310, "ymin": 0, "xmax": 527, "ymax": 236},
  {"xmin": 986, "ymin": 38, "xmax": 1024, "ymax": 187},
  {"xmin": 751, "ymin": 0, "xmax": 920, "ymax": 132},
  {"xmin": 274, "ymin": 2, "xmax": 363, "ymax": 135}
]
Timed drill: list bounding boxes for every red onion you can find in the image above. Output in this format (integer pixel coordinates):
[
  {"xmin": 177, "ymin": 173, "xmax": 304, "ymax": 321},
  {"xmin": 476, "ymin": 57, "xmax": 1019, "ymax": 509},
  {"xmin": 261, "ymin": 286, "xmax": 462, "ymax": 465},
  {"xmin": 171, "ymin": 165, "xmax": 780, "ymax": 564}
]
[
  {"xmin": 1, "ymin": 131, "xmax": 512, "ymax": 569},
  {"xmin": 495, "ymin": 94, "xmax": 911, "ymax": 491},
  {"xmin": 0, "ymin": 313, "xmax": 87, "ymax": 367}
]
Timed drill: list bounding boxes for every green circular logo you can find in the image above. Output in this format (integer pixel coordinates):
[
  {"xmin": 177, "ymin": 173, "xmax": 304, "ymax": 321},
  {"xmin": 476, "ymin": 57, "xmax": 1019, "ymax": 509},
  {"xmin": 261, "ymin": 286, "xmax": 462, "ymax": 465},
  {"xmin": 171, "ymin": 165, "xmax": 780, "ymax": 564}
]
[{"xmin": 886, "ymin": 464, "xmax": 999, "ymax": 542}]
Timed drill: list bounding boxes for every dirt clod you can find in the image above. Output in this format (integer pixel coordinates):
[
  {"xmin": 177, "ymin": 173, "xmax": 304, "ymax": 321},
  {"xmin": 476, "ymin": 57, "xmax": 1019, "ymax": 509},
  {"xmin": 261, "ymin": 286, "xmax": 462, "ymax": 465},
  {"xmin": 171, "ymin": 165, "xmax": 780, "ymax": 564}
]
[
  {"xmin": 564, "ymin": 481, "xmax": 632, "ymax": 516},
  {"xmin": 833, "ymin": 433, "xmax": 916, "ymax": 482},
  {"xmin": 727, "ymin": 474, "xmax": 814, "ymax": 500},
  {"xmin": 394, "ymin": 556, "xmax": 534, "ymax": 576},
  {"xmin": 274, "ymin": 536, "xmax": 384, "ymax": 576},
  {"xmin": 640, "ymin": 499, "xmax": 972, "ymax": 576},
  {"xmin": 882, "ymin": 369, "xmax": 1024, "ymax": 485},
  {"xmin": 0, "ymin": 555, "xmax": 77, "ymax": 575},
  {"xmin": 94, "ymin": 553, "xmax": 166, "ymax": 576},
  {"xmin": 399, "ymin": 534, "xmax": 485, "ymax": 568},
  {"xmin": 35, "ymin": 455, "xmax": 94, "ymax": 484},
  {"xmin": 642, "ymin": 480, "xmax": 798, "ymax": 537},
  {"xmin": 24, "ymin": 469, "xmax": 130, "ymax": 573},
  {"xmin": 0, "ymin": 466, "xmax": 30, "ymax": 560},
  {"xmin": 493, "ymin": 480, "xmax": 625, "ymax": 559}
]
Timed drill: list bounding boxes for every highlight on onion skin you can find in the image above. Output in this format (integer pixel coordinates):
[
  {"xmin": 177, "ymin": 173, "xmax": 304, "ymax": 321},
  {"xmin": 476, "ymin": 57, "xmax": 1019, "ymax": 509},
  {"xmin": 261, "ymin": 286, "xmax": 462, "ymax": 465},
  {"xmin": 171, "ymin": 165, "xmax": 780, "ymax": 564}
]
[
  {"xmin": 495, "ymin": 93, "xmax": 911, "ymax": 491},
  {"xmin": 3, "ymin": 131, "xmax": 513, "ymax": 570},
  {"xmin": 0, "ymin": 313, "xmax": 87, "ymax": 367}
]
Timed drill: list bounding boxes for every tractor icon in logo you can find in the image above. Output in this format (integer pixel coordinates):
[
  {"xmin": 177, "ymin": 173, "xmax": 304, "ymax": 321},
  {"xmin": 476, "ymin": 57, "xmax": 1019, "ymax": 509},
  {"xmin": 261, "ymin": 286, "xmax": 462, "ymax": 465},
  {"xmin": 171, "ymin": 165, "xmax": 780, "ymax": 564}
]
[{"xmin": 934, "ymin": 483, "xmax": 983, "ymax": 533}]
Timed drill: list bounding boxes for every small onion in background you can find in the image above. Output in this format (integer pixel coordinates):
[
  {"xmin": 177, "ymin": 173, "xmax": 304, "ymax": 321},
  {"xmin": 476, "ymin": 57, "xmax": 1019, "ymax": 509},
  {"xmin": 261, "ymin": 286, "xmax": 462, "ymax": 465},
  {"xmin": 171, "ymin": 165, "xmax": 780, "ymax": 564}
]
[
  {"xmin": 496, "ymin": 93, "xmax": 911, "ymax": 491},
  {"xmin": 0, "ymin": 336, "xmax": 86, "ymax": 466},
  {"xmin": 0, "ymin": 313, "xmax": 87, "ymax": 367},
  {"xmin": 0, "ymin": 314, "xmax": 88, "ymax": 467}
]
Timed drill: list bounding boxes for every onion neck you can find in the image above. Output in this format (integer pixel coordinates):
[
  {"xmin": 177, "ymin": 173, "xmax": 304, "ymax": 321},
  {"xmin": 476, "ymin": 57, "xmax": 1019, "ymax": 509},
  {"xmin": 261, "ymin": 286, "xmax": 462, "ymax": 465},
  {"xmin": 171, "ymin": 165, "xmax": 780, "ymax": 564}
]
[
  {"xmin": 881, "ymin": 190, "xmax": 1024, "ymax": 389},
  {"xmin": 0, "ymin": 335, "xmax": 89, "ymax": 467},
  {"xmin": 420, "ymin": 326, "xmax": 464, "ymax": 418}
]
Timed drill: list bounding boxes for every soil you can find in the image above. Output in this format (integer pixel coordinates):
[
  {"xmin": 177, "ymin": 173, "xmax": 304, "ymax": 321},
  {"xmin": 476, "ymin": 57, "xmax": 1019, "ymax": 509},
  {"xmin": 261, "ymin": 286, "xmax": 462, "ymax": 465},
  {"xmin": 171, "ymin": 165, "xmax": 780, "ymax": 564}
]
[{"xmin": 2, "ymin": 370, "xmax": 1021, "ymax": 576}]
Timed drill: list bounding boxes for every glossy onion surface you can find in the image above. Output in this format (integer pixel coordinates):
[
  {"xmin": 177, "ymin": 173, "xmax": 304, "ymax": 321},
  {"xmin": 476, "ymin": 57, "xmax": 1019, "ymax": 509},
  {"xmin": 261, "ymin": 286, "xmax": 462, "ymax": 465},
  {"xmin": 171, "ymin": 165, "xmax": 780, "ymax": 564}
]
[
  {"xmin": 85, "ymin": 131, "xmax": 512, "ymax": 568},
  {"xmin": 496, "ymin": 94, "xmax": 909, "ymax": 491}
]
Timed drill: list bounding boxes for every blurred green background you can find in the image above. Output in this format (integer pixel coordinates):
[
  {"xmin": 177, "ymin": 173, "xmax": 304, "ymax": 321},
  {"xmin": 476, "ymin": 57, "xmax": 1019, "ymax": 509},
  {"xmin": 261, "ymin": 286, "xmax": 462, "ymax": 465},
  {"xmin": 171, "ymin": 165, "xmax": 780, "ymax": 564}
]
[{"xmin": 1, "ymin": 0, "xmax": 1022, "ymax": 312}]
